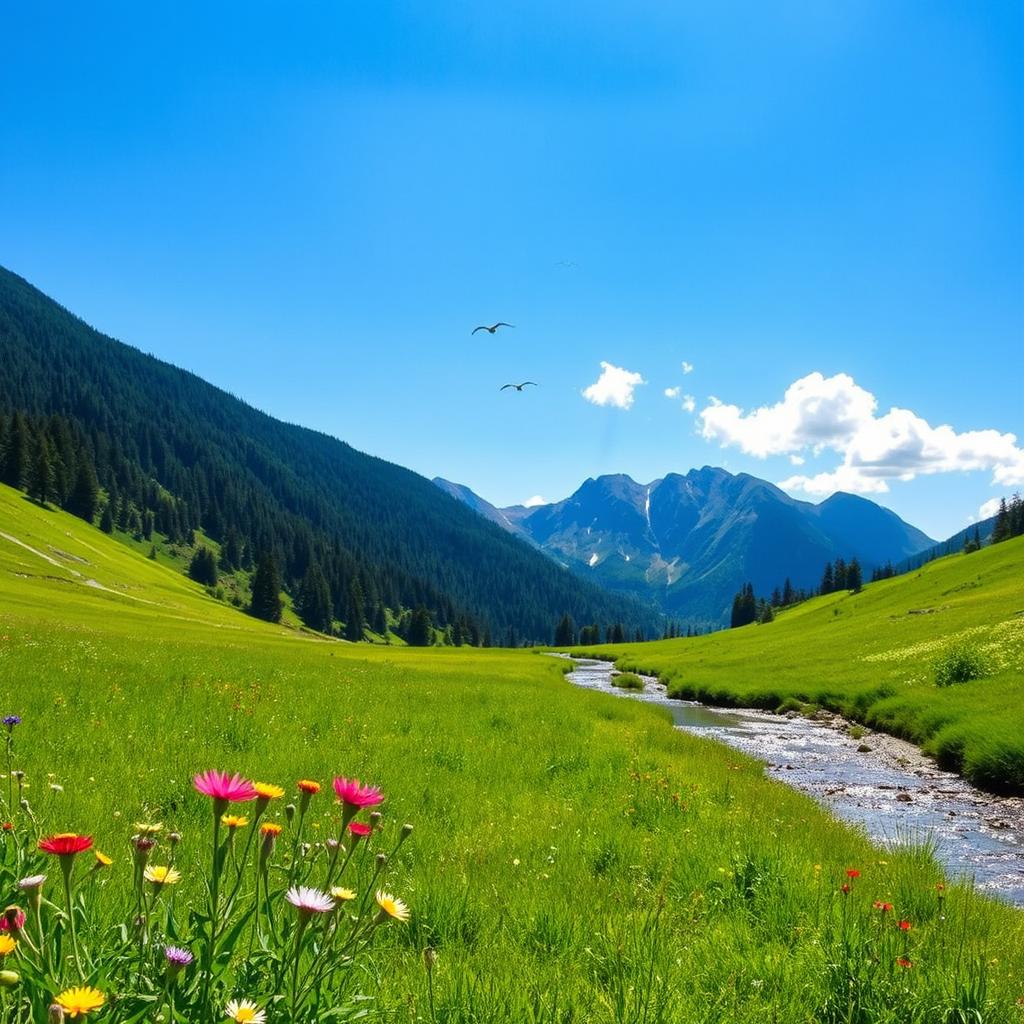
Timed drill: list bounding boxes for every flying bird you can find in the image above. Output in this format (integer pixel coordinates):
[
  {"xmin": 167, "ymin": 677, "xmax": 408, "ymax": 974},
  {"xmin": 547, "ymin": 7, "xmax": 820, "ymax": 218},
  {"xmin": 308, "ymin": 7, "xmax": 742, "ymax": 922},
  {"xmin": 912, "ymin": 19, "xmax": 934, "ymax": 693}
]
[
  {"xmin": 472, "ymin": 322, "xmax": 514, "ymax": 335},
  {"xmin": 500, "ymin": 382, "xmax": 537, "ymax": 392}
]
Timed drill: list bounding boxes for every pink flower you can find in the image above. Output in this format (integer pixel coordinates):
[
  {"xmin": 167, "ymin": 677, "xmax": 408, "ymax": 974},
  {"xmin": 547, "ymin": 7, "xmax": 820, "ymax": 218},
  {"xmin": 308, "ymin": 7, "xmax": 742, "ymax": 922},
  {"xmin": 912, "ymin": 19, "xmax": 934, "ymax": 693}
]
[
  {"xmin": 193, "ymin": 771, "xmax": 258, "ymax": 813},
  {"xmin": 286, "ymin": 885, "xmax": 335, "ymax": 917},
  {"xmin": 332, "ymin": 777, "xmax": 384, "ymax": 813},
  {"xmin": 0, "ymin": 908, "xmax": 25, "ymax": 932},
  {"xmin": 348, "ymin": 821, "xmax": 372, "ymax": 842}
]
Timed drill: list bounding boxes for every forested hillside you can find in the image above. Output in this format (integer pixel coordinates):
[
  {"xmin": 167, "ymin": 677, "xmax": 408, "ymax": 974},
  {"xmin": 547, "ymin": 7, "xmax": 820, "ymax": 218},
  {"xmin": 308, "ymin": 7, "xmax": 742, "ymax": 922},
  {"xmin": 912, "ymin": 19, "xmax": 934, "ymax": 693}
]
[{"xmin": 0, "ymin": 266, "xmax": 660, "ymax": 644}]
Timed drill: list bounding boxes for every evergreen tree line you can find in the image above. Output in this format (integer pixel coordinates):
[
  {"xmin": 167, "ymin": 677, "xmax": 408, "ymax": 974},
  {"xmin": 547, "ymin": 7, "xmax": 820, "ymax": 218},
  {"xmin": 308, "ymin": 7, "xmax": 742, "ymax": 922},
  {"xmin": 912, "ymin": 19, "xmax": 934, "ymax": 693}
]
[
  {"xmin": 553, "ymin": 614, "xmax": 645, "ymax": 646},
  {"xmin": 990, "ymin": 495, "xmax": 1024, "ymax": 545},
  {"xmin": 0, "ymin": 267, "xmax": 661, "ymax": 645}
]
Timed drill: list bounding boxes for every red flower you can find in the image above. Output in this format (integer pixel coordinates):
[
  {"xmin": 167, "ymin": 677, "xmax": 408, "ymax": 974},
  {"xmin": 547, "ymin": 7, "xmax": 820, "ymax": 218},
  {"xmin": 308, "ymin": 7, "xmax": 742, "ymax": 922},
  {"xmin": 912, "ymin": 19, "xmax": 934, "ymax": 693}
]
[
  {"xmin": 898, "ymin": 919, "xmax": 911, "ymax": 931},
  {"xmin": 297, "ymin": 779, "xmax": 321, "ymax": 795},
  {"xmin": 348, "ymin": 821, "xmax": 372, "ymax": 841},
  {"xmin": 841, "ymin": 883, "xmax": 851, "ymax": 895},
  {"xmin": 845, "ymin": 869, "xmax": 860, "ymax": 879},
  {"xmin": 873, "ymin": 901, "xmax": 893, "ymax": 912},
  {"xmin": 39, "ymin": 833, "xmax": 93, "ymax": 856},
  {"xmin": 1, "ymin": 823, "xmax": 13, "ymax": 832},
  {"xmin": 332, "ymin": 777, "xmax": 384, "ymax": 811},
  {"xmin": 896, "ymin": 957, "xmax": 912, "ymax": 969}
]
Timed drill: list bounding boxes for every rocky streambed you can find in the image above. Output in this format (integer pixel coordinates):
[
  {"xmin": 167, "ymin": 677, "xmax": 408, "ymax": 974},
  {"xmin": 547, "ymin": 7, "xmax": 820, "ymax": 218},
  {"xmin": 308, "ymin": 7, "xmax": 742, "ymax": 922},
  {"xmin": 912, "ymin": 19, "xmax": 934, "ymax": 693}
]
[{"xmin": 562, "ymin": 656, "xmax": 1024, "ymax": 906}]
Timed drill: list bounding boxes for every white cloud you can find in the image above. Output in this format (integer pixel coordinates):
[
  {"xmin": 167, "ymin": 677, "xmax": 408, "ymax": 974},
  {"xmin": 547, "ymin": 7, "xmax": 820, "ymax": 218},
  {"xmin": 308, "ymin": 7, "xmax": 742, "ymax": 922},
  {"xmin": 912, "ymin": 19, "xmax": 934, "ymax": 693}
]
[
  {"xmin": 682, "ymin": 361, "xmax": 694, "ymax": 374},
  {"xmin": 978, "ymin": 498, "xmax": 1002, "ymax": 520},
  {"xmin": 664, "ymin": 386, "xmax": 681, "ymax": 399},
  {"xmin": 582, "ymin": 361, "xmax": 645, "ymax": 410},
  {"xmin": 523, "ymin": 495, "xmax": 549, "ymax": 508},
  {"xmin": 789, "ymin": 454, "xmax": 805, "ymax": 466},
  {"xmin": 681, "ymin": 394, "xmax": 696, "ymax": 413},
  {"xmin": 699, "ymin": 371, "xmax": 1024, "ymax": 497}
]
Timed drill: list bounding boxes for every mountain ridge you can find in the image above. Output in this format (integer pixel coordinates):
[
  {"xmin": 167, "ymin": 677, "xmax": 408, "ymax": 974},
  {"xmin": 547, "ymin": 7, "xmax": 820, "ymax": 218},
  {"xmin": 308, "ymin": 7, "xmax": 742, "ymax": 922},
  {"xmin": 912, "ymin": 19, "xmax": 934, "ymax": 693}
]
[{"xmin": 434, "ymin": 469, "xmax": 935, "ymax": 624}]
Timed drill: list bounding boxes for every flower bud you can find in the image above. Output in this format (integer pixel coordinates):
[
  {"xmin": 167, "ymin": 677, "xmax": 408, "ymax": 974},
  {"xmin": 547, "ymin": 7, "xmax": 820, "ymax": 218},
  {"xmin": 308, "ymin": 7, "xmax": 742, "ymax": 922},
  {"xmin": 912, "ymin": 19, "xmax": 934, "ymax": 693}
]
[
  {"xmin": 401, "ymin": 823, "xmax": 414, "ymax": 838},
  {"xmin": 424, "ymin": 946, "xmax": 437, "ymax": 972},
  {"xmin": 370, "ymin": 811, "xmax": 382, "ymax": 828},
  {"xmin": 375, "ymin": 853, "xmax": 388, "ymax": 869},
  {"xmin": 48, "ymin": 1004, "xmax": 65, "ymax": 1023},
  {"xmin": 167, "ymin": 832, "xmax": 181, "ymax": 846},
  {"xmin": 0, "ymin": 970, "xmax": 19, "ymax": 988},
  {"xmin": 285, "ymin": 803, "xmax": 296, "ymax": 823}
]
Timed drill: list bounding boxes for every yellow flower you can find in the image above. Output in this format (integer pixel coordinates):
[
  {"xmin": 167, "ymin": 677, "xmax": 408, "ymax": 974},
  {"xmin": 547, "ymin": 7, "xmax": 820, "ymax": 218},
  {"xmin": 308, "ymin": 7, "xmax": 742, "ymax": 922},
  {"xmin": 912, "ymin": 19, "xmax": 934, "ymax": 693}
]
[
  {"xmin": 375, "ymin": 890, "xmax": 410, "ymax": 923},
  {"xmin": 225, "ymin": 997, "xmax": 266, "ymax": 1023},
  {"xmin": 259, "ymin": 822, "xmax": 283, "ymax": 837},
  {"xmin": 94, "ymin": 850, "xmax": 113, "ymax": 868},
  {"xmin": 253, "ymin": 782, "xmax": 284, "ymax": 801},
  {"xmin": 221, "ymin": 815, "xmax": 249, "ymax": 829},
  {"xmin": 55, "ymin": 985, "xmax": 105, "ymax": 1017},
  {"xmin": 0, "ymin": 935, "xmax": 16, "ymax": 956},
  {"xmin": 144, "ymin": 865, "xmax": 181, "ymax": 887},
  {"xmin": 133, "ymin": 822, "xmax": 163, "ymax": 835},
  {"xmin": 330, "ymin": 886, "xmax": 356, "ymax": 902}
]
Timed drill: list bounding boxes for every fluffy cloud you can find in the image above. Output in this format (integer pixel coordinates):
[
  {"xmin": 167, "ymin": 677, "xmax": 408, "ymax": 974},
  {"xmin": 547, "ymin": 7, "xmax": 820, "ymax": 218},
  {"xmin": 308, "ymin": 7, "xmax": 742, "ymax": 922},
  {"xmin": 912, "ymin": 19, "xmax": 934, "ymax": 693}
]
[
  {"xmin": 664, "ymin": 386, "xmax": 681, "ymax": 399},
  {"xmin": 698, "ymin": 371, "xmax": 1024, "ymax": 496},
  {"xmin": 681, "ymin": 394, "xmax": 696, "ymax": 413},
  {"xmin": 523, "ymin": 495, "xmax": 549, "ymax": 508},
  {"xmin": 978, "ymin": 498, "xmax": 1002, "ymax": 520},
  {"xmin": 583, "ymin": 362, "xmax": 645, "ymax": 410},
  {"xmin": 682, "ymin": 361, "xmax": 694, "ymax": 374}
]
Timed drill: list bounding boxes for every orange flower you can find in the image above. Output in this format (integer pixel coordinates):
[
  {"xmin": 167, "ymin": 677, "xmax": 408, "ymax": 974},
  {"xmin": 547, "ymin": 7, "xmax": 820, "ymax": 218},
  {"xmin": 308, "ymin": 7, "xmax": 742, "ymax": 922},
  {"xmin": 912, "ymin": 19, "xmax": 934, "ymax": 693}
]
[
  {"xmin": 297, "ymin": 780, "xmax": 320, "ymax": 795},
  {"xmin": 259, "ymin": 822, "xmax": 283, "ymax": 837}
]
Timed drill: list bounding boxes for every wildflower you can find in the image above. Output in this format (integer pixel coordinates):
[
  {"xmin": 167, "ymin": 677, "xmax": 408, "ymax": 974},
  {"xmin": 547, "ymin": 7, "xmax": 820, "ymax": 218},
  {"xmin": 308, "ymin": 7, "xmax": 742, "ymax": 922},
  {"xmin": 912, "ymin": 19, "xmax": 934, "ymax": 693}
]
[
  {"xmin": 144, "ymin": 865, "xmax": 181, "ymax": 887},
  {"xmin": 167, "ymin": 831, "xmax": 181, "ymax": 846},
  {"xmin": 845, "ymin": 869, "xmax": 860, "ymax": 879},
  {"xmin": 164, "ymin": 945, "xmax": 193, "ymax": 978},
  {"xmin": 375, "ymin": 890, "xmax": 410, "ymax": 924},
  {"xmin": 39, "ymin": 833, "xmax": 93, "ymax": 857},
  {"xmin": 873, "ymin": 901, "xmax": 893, "ymax": 912},
  {"xmin": 1, "ymin": 823, "xmax": 12, "ymax": 831},
  {"xmin": 332, "ymin": 777, "xmax": 384, "ymax": 821},
  {"xmin": 0, "ymin": 908, "xmax": 25, "ymax": 933},
  {"xmin": 348, "ymin": 821, "xmax": 372, "ymax": 842},
  {"xmin": 841, "ymin": 883, "xmax": 851, "ymax": 895},
  {"xmin": 133, "ymin": 822, "xmax": 163, "ymax": 835},
  {"xmin": 221, "ymin": 814, "xmax": 249, "ymax": 830},
  {"xmin": 54, "ymin": 985, "xmax": 105, "ymax": 1017},
  {"xmin": 193, "ymin": 771, "xmax": 257, "ymax": 814},
  {"xmin": 285, "ymin": 803, "xmax": 296, "ymax": 822},
  {"xmin": 48, "ymin": 1006, "xmax": 64, "ymax": 1024},
  {"xmin": 259, "ymin": 822, "xmax": 283, "ymax": 837},
  {"xmin": 898, "ymin": 919, "xmax": 911, "ymax": 931},
  {"xmin": 0, "ymin": 935, "xmax": 16, "ymax": 956},
  {"xmin": 297, "ymin": 779, "xmax": 320, "ymax": 794},
  {"xmin": 2, "ymin": 716, "xmax": 20, "ymax": 730},
  {"xmin": 93, "ymin": 851, "xmax": 112, "ymax": 869},
  {"xmin": 896, "ymin": 957, "xmax": 912, "ymax": 969},
  {"xmin": 225, "ymin": 998, "xmax": 266, "ymax": 1023},
  {"xmin": 17, "ymin": 875, "xmax": 46, "ymax": 891},
  {"xmin": 254, "ymin": 782, "xmax": 284, "ymax": 803},
  {"xmin": 285, "ymin": 885, "xmax": 335, "ymax": 918},
  {"xmin": 331, "ymin": 886, "xmax": 356, "ymax": 902}
]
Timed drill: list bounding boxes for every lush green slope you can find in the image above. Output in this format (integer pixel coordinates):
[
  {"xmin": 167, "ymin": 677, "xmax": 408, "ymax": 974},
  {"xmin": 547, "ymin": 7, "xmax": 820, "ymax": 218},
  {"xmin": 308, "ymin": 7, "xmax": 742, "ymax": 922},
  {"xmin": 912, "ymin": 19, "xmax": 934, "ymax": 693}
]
[
  {"xmin": 0, "ymin": 265, "xmax": 660, "ymax": 643},
  {"xmin": 571, "ymin": 536, "xmax": 1024, "ymax": 792},
  {"xmin": 1, "ymin": 484, "xmax": 1023, "ymax": 1020}
]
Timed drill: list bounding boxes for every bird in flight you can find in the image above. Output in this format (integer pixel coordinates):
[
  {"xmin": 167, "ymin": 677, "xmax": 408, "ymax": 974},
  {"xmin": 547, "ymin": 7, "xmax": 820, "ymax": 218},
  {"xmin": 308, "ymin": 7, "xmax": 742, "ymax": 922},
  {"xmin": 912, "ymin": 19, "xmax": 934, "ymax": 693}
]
[
  {"xmin": 500, "ymin": 382, "xmax": 538, "ymax": 392},
  {"xmin": 472, "ymin": 322, "xmax": 514, "ymax": 335}
]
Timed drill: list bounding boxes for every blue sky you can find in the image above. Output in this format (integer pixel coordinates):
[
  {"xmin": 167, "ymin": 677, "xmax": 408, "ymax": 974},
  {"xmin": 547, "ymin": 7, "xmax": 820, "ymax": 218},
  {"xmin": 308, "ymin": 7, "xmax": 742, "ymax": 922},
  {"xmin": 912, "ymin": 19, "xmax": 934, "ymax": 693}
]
[{"xmin": 2, "ymin": 2, "xmax": 1021, "ymax": 539}]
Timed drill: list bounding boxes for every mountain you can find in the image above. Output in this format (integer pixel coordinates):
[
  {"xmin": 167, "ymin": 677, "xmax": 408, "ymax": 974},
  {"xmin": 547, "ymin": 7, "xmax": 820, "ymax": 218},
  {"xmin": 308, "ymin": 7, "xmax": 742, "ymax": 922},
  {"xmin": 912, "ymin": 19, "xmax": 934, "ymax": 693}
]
[
  {"xmin": 895, "ymin": 514, "xmax": 998, "ymax": 574},
  {"xmin": 0, "ymin": 265, "xmax": 661, "ymax": 643},
  {"xmin": 434, "ymin": 468, "xmax": 935, "ymax": 625}
]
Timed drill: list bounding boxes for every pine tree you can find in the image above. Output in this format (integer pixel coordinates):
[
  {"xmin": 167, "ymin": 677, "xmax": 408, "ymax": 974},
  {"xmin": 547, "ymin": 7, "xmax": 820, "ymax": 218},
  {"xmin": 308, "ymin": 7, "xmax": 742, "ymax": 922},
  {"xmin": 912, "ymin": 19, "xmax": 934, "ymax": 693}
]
[
  {"xmin": 249, "ymin": 552, "xmax": 283, "ymax": 623},
  {"xmin": 991, "ymin": 498, "xmax": 1011, "ymax": 544},
  {"xmin": 345, "ymin": 578, "xmax": 365, "ymax": 641},
  {"xmin": 847, "ymin": 558, "xmax": 863, "ymax": 593},
  {"xmin": 1, "ymin": 412, "xmax": 30, "ymax": 490},
  {"xmin": 759, "ymin": 601, "xmax": 775, "ymax": 624},
  {"xmin": 66, "ymin": 454, "xmax": 100, "ymax": 523},
  {"xmin": 554, "ymin": 613, "xmax": 577, "ymax": 647},
  {"xmin": 611, "ymin": 623, "xmax": 625, "ymax": 644},
  {"xmin": 820, "ymin": 562, "xmax": 834, "ymax": 595},
  {"xmin": 99, "ymin": 500, "xmax": 115, "ymax": 534},
  {"xmin": 782, "ymin": 577, "xmax": 795, "ymax": 606},
  {"xmin": 188, "ymin": 546, "xmax": 219, "ymax": 587},
  {"xmin": 298, "ymin": 562, "xmax": 333, "ymax": 634},
  {"xmin": 407, "ymin": 606, "xmax": 433, "ymax": 647},
  {"xmin": 29, "ymin": 434, "xmax": 54, "ymax": 505}
]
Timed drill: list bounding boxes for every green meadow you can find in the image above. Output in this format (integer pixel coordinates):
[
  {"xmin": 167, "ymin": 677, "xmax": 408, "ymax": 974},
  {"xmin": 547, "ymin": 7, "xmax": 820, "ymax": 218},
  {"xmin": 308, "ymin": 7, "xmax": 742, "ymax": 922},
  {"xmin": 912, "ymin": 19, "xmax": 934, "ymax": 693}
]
[
  {"xmin": 573, "ymin": 536, "xmax": 1024, "ymax": 794},
  {"xmin": 2, "ymin": 482, "xmax": 1024, "ymax": 1021}
]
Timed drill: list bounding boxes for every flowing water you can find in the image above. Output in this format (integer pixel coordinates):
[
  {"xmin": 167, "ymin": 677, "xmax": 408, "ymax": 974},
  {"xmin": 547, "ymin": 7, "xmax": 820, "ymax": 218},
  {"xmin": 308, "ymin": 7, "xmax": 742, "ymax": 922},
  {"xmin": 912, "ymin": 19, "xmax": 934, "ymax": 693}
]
[{"xmin": 562, "ymin": 656, "xmax": 1024, "ymax": 906}]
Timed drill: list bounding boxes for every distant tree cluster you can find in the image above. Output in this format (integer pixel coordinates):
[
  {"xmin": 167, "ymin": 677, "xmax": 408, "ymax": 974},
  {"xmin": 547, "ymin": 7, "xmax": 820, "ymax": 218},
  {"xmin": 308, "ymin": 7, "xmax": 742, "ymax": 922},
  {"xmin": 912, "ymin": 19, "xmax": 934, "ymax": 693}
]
[
  {"xmin": 819, "ymin": 557, "xmax": 862, "ymax": 595},
  {"xmin": 729, "ymin": 583, "xmax": 775, "ymax": 628},
  {"xmin": 990, "ymin": 495, "xmax": 1024, "ymax": 545}
]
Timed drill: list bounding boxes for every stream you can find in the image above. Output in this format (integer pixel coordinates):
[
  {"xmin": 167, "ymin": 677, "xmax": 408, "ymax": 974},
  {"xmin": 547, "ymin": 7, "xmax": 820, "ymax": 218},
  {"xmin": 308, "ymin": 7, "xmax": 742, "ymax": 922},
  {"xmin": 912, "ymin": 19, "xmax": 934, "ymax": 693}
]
[{"xmin": 562, "ymin": 657, "xmax": 1024, "ymax": 906}]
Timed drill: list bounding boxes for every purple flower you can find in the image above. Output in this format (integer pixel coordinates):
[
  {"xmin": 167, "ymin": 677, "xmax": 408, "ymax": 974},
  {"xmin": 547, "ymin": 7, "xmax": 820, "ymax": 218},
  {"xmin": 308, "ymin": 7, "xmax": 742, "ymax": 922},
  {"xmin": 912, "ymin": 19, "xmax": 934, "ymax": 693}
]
[
  {"xmin": 164, "ymin": 945, "xmax": 193, "ymax": 966},
  {"xmin": 2, "ymin": 716, "xmax": 20, "ymax": 729}
]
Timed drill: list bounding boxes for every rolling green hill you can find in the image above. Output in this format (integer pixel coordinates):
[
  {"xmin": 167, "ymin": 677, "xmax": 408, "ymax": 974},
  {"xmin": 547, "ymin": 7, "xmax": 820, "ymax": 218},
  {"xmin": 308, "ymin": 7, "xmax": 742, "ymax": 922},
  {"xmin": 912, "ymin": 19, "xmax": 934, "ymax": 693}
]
[
  {"xmin": 0, "ymin": 265, "xmax": 660, "ymax": 644},
  {"xmin": 2, "ymin": 483, "xmax": 1023, "ymax": 1018},
  {"xmin": 571, "ymin": 535, "xmax": 1024, "ymax": 792}
]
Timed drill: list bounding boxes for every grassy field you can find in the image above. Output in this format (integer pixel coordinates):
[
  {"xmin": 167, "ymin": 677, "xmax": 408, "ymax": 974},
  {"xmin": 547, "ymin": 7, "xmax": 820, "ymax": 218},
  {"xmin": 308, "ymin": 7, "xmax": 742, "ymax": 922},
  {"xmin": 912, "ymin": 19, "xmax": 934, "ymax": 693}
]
[
  {"xmin": 2, "ymin": 483, "xmax": 1024, "ymax": 1021},
  {"xmin": 572, "ymin": 537, "xmax": 1024, "ymax": 794}
]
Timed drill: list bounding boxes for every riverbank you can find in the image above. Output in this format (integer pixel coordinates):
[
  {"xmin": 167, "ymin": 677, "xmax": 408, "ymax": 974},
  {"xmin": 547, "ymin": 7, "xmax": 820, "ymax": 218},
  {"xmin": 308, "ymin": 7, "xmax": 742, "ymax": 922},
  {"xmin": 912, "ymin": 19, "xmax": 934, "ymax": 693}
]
[
  {"xmin": 561, "ymin": 656, "xmax": 1024, "ymax": 905},
  {"xmin": 567, "ymin": 535, "xmax": 1024, "ymax": 794}
]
